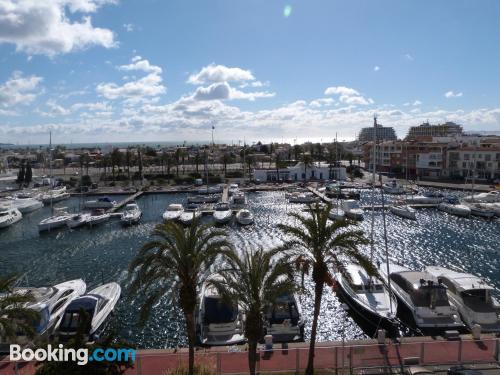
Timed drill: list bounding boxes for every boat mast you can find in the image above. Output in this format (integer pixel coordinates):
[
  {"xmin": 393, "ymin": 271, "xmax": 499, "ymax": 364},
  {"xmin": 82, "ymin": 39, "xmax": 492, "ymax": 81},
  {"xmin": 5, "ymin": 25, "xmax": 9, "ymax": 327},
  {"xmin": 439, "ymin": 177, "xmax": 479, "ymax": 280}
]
[
  {"xmin": 369, "ymin": 116, "xmax": 377, "ymax": 262},
  {"xmin": 49, "ymin": 131, "xmax": 54, "ymax": 215}
]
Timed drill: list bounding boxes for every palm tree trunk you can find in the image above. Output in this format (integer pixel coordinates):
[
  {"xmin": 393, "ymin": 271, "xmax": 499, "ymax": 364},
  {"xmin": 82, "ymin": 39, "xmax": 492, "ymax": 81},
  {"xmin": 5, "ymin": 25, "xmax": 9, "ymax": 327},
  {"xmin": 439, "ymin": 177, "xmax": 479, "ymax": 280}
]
[
  {"xmin": 185, "ymin": 312, "xmax": 196, "ymax": 375},
  {"xmin": 248, "ymin": 340, "xmax": 258, "ymax": 375},
  {"xmin": 306, "ymin": 280, "xmax": 324, "ymax": 375}
]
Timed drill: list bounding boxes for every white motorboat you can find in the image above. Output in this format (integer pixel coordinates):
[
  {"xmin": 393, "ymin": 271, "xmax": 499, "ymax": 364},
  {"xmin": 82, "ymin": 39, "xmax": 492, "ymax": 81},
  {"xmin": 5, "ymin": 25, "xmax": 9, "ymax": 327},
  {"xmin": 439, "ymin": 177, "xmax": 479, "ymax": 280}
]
[
  {"xmin": 341, "ymin": 200, "xmax": 364, "ymax": 220},
  {"xmin": 196, "ymin": 280, "xmax": 245, "ymax": 346},
  {"xmin": 213, "ymin": 202, "xmax": 232, "ymax": 224},
  {"xmin": 67, "ymin": 212, "xmax": 91, "ymax": 229},
  {"xmin": 236, "ymin": 209, "xmax": 254, "ymax": 225},
  {"xmin": 390, "ymin": 205, "xmax": 417, "ymax": 220},
  {"xmin": 8, "ymin": 279, "xmax": 86, "ymax": 340},
  {"xmin": 187, "ymin": 194, "xmax": 220, "ymax": 204},
  {"xmin": 1, "ymin": 197, "xmax": 43, "ymax": 214},
  {"xmin": 336, "ymin": 264, "xmax": 397, "ymax": 324},
  {"xmin": 426, "ymin": 266, "xmax": 500, "ymax": 332},
  {"xmin": 231, "ymin": 191, "xmax": 247, "ymax": 206},
  {"xmin": 288, "ymin": 192, "xmax": 318, "ymax": 204},
  {"xmin": 41, "ymin": 191, "xmax": 70, "ymax": 205},
  {"xmin": 87, "ymin": 209, "xmax": 110, "ymax": 227},
  {"xmin": 58, "ymin": 282, "xmax": 121, "ymax": 342},
  {"xmin": 121, "ymin": 202, "xmax": 142, "ymax": 225},
  {"xmin": 466, "ymin": 203, "xmax": 496, "ymax": 218},
  {"xmin": 162, "ymin": 203, "xmax": 184, "ymax": 221},
  {"xmin": 264, "ymin": 293, "xmax": 304, "ymax": 342},
  {"xmin": 438, "ymin": 203, "xmax": 471, "ymax": 217},
  {"xmin": 198, "ymin": 185, "xmax": 223, "ymax": 195},
  {"xmin": 382, "ymin": 180, "xmax": 406, "ymax": 195},
  {"xmin": 405, "ymin": 195, "xmax": 443, "ymax": 205},
  {"xmin": 379, "ymin": 263, "xmax": 464, "ymax": 330},
  {"xmin": 0, "ymin": 207, "xmax": 22, "ymax": 228},
  {"xmin": 483, "ymin": 202, "xmax": 500, "ymax": 217},
  {"xmin": 179, "ymin": 203, "xmax": 202, "ymax": 225},
  {"xmin": 328, "ymin": 205, "xmax": 346, "ymax": 221},
  {"xmin": 38, "ymin": 208, "xmax": 75, "ymax": 232},
  {"xmin": 84, "ymin": 196, "xmax": 117, "ymax": 209},
  {"xmin": 228, "ymin": 183, "xmax": 239, "ymax": 195},
  {"xmin": 462, "ymin": 190, "xmax": 500, "ymax": 203}
]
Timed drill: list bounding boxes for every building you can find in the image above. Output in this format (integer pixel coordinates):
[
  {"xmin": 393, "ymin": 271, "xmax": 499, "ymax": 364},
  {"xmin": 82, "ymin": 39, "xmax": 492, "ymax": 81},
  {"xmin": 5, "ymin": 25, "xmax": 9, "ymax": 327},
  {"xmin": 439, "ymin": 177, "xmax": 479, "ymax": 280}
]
[
  {"xmin": 253, "ymin": 162, "xmax": 346, "ymax": 182},
  {"xmin": 358, "ymin": 118, "xmax": 397, "ymax": 142},
  {"xmin": 446, "ymin": 147, "xmax": 500, "ymax": 181},
  {"xmin": 406, "ymin": 121, "xmax": 463, "ymax": 140}
]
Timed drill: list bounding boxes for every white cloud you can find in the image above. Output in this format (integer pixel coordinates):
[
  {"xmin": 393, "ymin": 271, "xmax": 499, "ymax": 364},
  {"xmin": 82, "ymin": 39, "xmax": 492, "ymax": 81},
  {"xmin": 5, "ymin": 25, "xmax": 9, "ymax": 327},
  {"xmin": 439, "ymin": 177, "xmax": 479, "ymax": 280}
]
[
  {"xmin": 97, "ymin": 73, "xmax": 165, "ymax": 100},
  {"xmin": 123, "ymin": 23, "xmax": 135, "ymax": 32},
  {"xmin": 324, "ymin": 86, "xmax": 373, "ymax": 105},
  {"xmin": 187, "ymin": 64, "xmax": 255, "ymax": 85},
  {"xmin": 374, "ymin": 66, "xmax": 380, "ymax": 72},
  {"xmin": 0, "ymin": 0, "xmax": 116, "ymax": 56},
  {"xmin": 404, "ymin": 53, "xmax": 414, "ymax": 61},
  {"xmin": 192, "ymin": 82, "xmax": 275, "ymax": 102},
  {"xmin": 413, "ymin": 100, "xmax": 422, "ymax": 106},
  {"xmin": 118, "ymin": 56, "xmax": 162, "ymax": 74},
  {"xmin": 444, "ymin": 91, "xmax": 463, "ymax": 98},
  {"xmin": 309, "ymin": 98, "xmax": 335, "ymax": 108},
  {"xmin": 43, "ymin": 99, "xmax": 71, "ymax": 116},
  {"xmin": 0, "ymin": 71, "xmax": 43, "ymax": 108}
]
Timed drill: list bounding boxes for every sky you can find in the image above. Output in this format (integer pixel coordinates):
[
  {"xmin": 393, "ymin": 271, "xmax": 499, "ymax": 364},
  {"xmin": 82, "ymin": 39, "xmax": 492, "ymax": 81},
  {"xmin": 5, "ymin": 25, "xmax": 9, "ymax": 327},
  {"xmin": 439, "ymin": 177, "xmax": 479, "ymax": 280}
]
[{"xmin": 1, "ymin": 0, "xmax": 500, "ymax": 145}]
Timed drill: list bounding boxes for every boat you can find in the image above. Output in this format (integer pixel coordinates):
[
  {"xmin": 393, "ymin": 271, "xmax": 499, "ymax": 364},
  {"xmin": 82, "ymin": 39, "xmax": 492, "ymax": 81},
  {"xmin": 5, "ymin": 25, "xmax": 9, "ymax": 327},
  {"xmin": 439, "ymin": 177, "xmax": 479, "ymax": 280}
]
[
  {"xmin": 264, "ymin": 293, "xmax": 305, "ymax": 342},
  {"xmin": 236, "ymin": 209, "xmax": 254, "ymax": 225},
  {"xmin": 121, "ymin": 203, "xmax": 142, "ymax": 225},
  {"xmin": 382, "ymin": 180, "xmax": 406, "ymax": 195},
  {"xmin": 288, "ymin": 192, "xmax": 318, "ymax": 204},
  {"xmin": 438, "ymin": 203, "xmax": 471, "ymax": 217},
  {"xmin": 162, "ymin": 203, "xmax": 184, "ymax": 221},
  {"xmin": 1, "ymin": 197, "xmax": 43, "ymax": 214},
  {"xmin": 198, "ymin": 185, "xmax": 223, "ymax": 195},
  {"xmin": 87, "ymin": 209, "xmax": 110, "ymax": 227},
  {"xmin": 390, "ymin": 205, "xmax": 417, "ymax": 220},
  {"xmin": 66, "ymin": 212, "xmax": 91, "ymax": 229},
  {"xmin": 213, "ymin": 202, "xmax": 232, "ymax": 224},
  {"xmin": 187, "ymin": 194, "xmax": 220, "ymax": 204},
  {"xmin": 465, "ymin": 203, "xmax": 496, "ymax": 218},
  {"xmin": 228, "ymin": 183, "xmax": 239, "ymax": 195},
  {"xmin": 483, "ymin": 202, "xmax": 500, "ymax": 217},
  {"xmin": 196, "ymin": 279, "xmax": 245, "ymax": 346},
  {"xmin": 231, "ymin": 191, "xmax": 247, "ymax": 206},
  {"xmin": 41, "ymin": 191, "xmax": 70, "ymax": 205},
  {"xmin": 84, "ymin": 197, "xmax": 117, "ymax": 209},
  {"xmin": 0, "ymin": 207, "xmax": 22, "ymax": 228},
  {"xmin": 328, "ymin": 205, "xmax": 346, "ymax": 221},
  {"xmin": 379, "ymin": 263, "xmax": 464, "ymax": 330},
  {"xmin": 462, "ymin": 190, "xmax": 500, "ymax": 203},
  {"xmin": 57, "ymin": 282, "xmax": 121, "ymax": 342},
  {"xmin": 335, "ymin": 264, "xmax": 398, "ymax": 326},
  {"xmin": 341, "ymin": 200, "xmax": 364, "ymax": 220},
  {"xmin": 405, "ymin": 195, "xmax": 443, "ymax": 205},
  {"xmin": 179, "ymin": 203, "xmax": 202, "ymax": 225},
  {"xmin": 426, "ymin": 266, "xmax": 500, "ymax": 332},
  {"xmin": 6, "ymin": 279, "xmax": 86, "ymax": 340},
  {"xmin": 38, "ymin": 208, "xmax": 75, "ymax": 232}
]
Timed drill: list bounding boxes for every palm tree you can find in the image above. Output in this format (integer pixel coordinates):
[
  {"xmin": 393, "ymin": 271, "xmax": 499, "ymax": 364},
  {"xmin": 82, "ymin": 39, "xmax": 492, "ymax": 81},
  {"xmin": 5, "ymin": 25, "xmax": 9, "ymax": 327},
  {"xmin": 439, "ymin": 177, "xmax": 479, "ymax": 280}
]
[
  {"xmin": 210, "ymin": 247, "xmax": 296, "ymax": 375},
  {"xmin": 128, "ymin": 220, "xmax": 232, "ymax": 375},
  {"xmin": 301, "ymin": 154, "xmax": 313, "ymax": 181},
  {"xmin": 0, "ymin": 275, "xmax": 39, "ymax": 343},
  {"xmin": 277, "ymin": 203, "xmax": 371, "ymax": 375}
]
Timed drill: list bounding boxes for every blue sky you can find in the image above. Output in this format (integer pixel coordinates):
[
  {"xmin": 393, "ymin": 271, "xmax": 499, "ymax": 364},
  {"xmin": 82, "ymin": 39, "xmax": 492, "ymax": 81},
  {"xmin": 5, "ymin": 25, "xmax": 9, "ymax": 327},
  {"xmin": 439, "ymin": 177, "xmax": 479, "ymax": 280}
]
[{"xmin": 1, "ymin": 0, "xmax": 500, "ymax": 144}]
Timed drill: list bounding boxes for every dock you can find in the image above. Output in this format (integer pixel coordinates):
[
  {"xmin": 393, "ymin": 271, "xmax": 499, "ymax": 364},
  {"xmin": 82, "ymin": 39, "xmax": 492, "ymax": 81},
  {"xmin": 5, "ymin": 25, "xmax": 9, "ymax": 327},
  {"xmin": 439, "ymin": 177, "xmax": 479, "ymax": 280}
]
[
  {"xmin": 307, "ymin": 186, "xmax": 333, "ymax": 203},
  {"xmin": 361, "ymin": 203, "xmax": 439, "ymax": 210},
  {"xmin": 109, "ymin": 191, "xmax": 143, "ymax": 213},
  {"xmin": 221, "ymin": 184, "xmax": 229, "ymax": 203}
]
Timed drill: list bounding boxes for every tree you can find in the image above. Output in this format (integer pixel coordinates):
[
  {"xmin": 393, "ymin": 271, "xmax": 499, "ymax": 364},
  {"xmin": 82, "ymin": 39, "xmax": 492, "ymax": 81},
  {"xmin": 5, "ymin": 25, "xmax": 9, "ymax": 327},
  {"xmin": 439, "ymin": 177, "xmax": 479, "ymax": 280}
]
[
  {"xmin": 293, "ymin": 145, "xmax": 302, "ymax": 161},
  {"xmin": 221, "ymin": 153, "xmax": 233, "ymax": 176},
  {"xmin": 301, "ymin": 154, "xmax": 313, "ymax": 181},
  {"xmin": 0, "ymin": 275, "xmax": 40, "ymax": 343},
  {"xmin": 111, "ymin": 149, "xmax": 123, "ymax": 182},
  {"xmin": 128, "ymin": 220, "xmax": 232, "ymax": 375},
  {"xmin": 193, "ymin": 152, "xmax": 202, "ymax": 174},
  {"xmin": 275, "ymin": 153, "xmax": 282, "ymax": 182},
  {"xmin": 174, "ymin": 148, "xmax": 181, "ymax": 177},
  {"xmin": 276, "ymin": 203, "xmax": 371, "ymax": 375},
  {"xmin": 25, "ymin": 162, "xmax": 33, "ymax": 186},
  {"xmin": 125, "ymin": 148, "xmax": 132, "ymax": 181},
  {"xmin": 16, "ymin": 162, "xmax": 25, "ymax": 185},
  {"xmin": 211, "ymin": 247, "xmax": 295, "ymax": 375}
]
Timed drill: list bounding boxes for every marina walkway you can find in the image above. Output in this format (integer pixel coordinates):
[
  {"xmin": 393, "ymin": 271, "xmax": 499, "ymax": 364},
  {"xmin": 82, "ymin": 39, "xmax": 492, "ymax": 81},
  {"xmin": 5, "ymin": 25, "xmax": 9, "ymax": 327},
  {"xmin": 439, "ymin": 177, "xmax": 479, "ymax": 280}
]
[
  {"xmin": 307, "ymin": 185, "xmax": 332, "ymax": 203},
  {"xmin": 109, "ymin": 191, "xmax": 143, "ymax": 213},
  {"xmin": 221, "ymin": 185, "xmax": 229, "ymax": 203}
]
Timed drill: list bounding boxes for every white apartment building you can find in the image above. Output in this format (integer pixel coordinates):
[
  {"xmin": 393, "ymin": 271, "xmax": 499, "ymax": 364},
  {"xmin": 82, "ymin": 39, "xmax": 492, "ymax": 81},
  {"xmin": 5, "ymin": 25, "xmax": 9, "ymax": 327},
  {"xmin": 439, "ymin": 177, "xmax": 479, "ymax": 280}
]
[
  {"xmin": 446, "ymin": 147, "xmax": 500, "ymax": 180},
  {"xmin": 253, "ymin": 162, "xmax": 346, "ymax": 182}
]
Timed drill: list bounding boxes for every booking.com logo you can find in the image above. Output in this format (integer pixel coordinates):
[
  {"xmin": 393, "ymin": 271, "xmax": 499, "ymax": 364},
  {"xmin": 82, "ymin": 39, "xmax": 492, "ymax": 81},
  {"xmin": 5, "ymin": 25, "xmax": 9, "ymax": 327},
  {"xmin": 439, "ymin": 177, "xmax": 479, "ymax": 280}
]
[{"xmin": 10, "ymin": 344, "xmax": 136, "ymax": 366}]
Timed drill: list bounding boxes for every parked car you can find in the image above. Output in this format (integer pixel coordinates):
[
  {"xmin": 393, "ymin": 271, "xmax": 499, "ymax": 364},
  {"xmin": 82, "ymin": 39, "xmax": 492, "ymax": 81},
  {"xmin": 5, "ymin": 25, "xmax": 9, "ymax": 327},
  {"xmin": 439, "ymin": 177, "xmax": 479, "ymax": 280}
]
[
  {"xmin": 405, "ymin": 367, "xmax": 435, "ymax": 375},
  {"xmin": 447, "ymin": 367, "xmax": 484, "ymax": 375}
]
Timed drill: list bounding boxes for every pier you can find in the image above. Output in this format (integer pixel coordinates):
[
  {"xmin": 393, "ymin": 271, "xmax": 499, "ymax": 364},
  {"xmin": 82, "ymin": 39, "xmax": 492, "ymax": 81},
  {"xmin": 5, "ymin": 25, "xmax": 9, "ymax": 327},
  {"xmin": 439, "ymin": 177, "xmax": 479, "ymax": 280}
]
[
  {"xmin": 307, "ymin": 186, "xmax": 333, "ymax": 203},
  {"xmin": 109, "ymin": 191, "xmax": 143, "ymax": 213},
  {"xmin": 221, "ymin": 184, "xmax": 229, "ymax": 203}
]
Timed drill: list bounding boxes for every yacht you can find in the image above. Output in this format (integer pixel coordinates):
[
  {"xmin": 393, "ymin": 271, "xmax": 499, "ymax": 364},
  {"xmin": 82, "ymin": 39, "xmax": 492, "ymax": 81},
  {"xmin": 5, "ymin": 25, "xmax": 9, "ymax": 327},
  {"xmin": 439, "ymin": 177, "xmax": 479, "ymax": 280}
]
[
  {"xmin": 0, "ymin": 207, "xmax": 22, "ymax": 228},
  {"xmin": 383, "ymin": 180, "xmax": 406, "ymax": 195},
  {"xmin": 405, "ymin": 195, "xmax": 443, "ymax": 205},
  {"xmin": 196, "ymin": 280, "xmax": 245, "ymax": 346},
  {"xmin": 8, "ymin": 279, "xmax": 86, "ymax": 339},
  {"xmin": 1, "ymin": 197, "xmax": 43, "ymax": 214},
  {"xmin": 335, "ymin": 264, "xmax": 397, "ymax": 325},
  {"xmin": 231, "ymin": 191, "xmax": 247, "ymax": 206},
  {"xmin": 390, "ymin": 205, "xmax": 417, "ymax": 220},
  {"xmin": 38, "ymin": 208, "xmax": 75, "ymax": 232},
  {"xmin": 438, "ymin": 203, "xmax": 471, "ymax": 218},
  {"xmin": 236, "ymin": 209, "xmax": 254, "ymax": 225},
  {"xmin": 483, "ymin": 202, "xmax": 500, "ymax": 217},
  {"xmin": 465, "ymin": 203, "xmax": 496, "ymax": 218},
  {"xmin": 179, "ymin": 203, "xmax": 202, "ymax": 225},
  {"xmin": 462, "ymin": 191, "xmax": 500, "ymax": 203},
  {"xmin": 41, "ymin": 191, "xmax": 70, "ymax": 205},
  {"xmin": 264, "ymin": 293, "xmax": 305, "ymax": 342},
  {"xmin": 380, "ymin": 263, "xmax": 464, "ymax": 330},
  {"xmin": 84, "ymin": 197, "xmax": 117, "ymax": 209},
  {"xmin": 162, "ymin": 203, "xmax": 184, "ymax": 221},
  {"xmin": 288, "ymin": 192, "xmax": 318, "ymax": 204},
  {"xmin": 426, "ymin": 266, "xmax": 500, "ymax": 332},
  {"xmin": 87, "ymin": 209, "xmax": 110, "ymax": 227},
  {"xmin": 67, "ymin": 212, "xmax": 91, "ymax": 229},
  {"xmin": 121, "ymin": 203, "xmax": 142, "ymax": 225},
  {"xmin": 328, "ymin": 205, "xmax": 346, "ymax": 221},
  {"xmin": 213, "ymin": 202, "xmax": 232, "ymax": 224},
  {"xmin": 341, "ymin": 200, "xmax": 364, "ymax": 220},
  {"xmin": 58, "ymin": 282, "xmax": 121, "ymax": 342}
]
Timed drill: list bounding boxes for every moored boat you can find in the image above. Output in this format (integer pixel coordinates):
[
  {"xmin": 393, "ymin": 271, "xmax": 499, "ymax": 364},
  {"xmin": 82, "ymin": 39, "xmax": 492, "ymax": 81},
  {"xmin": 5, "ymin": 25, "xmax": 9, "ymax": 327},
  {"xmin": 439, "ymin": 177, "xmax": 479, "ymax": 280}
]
[
  {"xmin": 341, "ymin": 200, "xmax": 364, "ymax": 220},
  {"xmin": 213, "ymin": 202, "xmax": 232, "ymax": 224},
  {"xmin": 382, "ymin": 180, "xmax": 406, "ymax": 195},
  {"xmin": 179, "ymin": 203, "xmax": 202, "ymax": 225},
  {"xmin": 438, "ymin": 203, "xmax": 471, "ymax": 217},
  {"xmin": 0, "ymin": 207, "xmax": 22, "ymax": 229},
  {"xmin": 38, "ymin": 208, "xmax": 75, "ymax": 232},
  {"xmin": 390, "ymin": 205, "xmax": 417, "ymax": 220},
  {"xmin": 121, "ymin": 202, "xmax": 142, "ymax": 225},
  {"xmin": 236, "ymin": 209, "xmax": 254, "ymax": 225},
  {"xmin": 67, "ymin": 212, "xmax": 91, "ymax": 229},
  {"xmin": 162, "ymin": 203, "xmax": 184, "ymax": 221},
  {"xmin": 264, "ymin": 293, "xmax": 304, "ymax": 342},
  {"xmin": 84, "ymin": 197, "xmax": 117, "ymax": 209},
  {"xmin": 87, "ymin": 209, "xmax": 110, "ymax": 227}
]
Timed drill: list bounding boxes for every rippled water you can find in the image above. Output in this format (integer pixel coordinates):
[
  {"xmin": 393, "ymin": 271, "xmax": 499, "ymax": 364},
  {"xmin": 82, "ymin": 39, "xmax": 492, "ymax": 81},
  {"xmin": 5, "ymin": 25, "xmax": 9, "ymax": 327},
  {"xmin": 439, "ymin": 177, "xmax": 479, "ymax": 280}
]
[{"xmin": 0, "ymin": 190, "xmax": 499, "ymax": 348}]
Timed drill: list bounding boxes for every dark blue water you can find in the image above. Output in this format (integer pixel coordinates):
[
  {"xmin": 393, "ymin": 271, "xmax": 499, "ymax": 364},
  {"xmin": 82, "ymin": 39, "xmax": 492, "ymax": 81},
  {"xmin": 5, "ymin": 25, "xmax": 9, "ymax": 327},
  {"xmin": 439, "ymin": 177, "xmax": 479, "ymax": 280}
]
[{"xmin": 0, "ymin": 191, "xmax": 499, "ymax": 348}]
